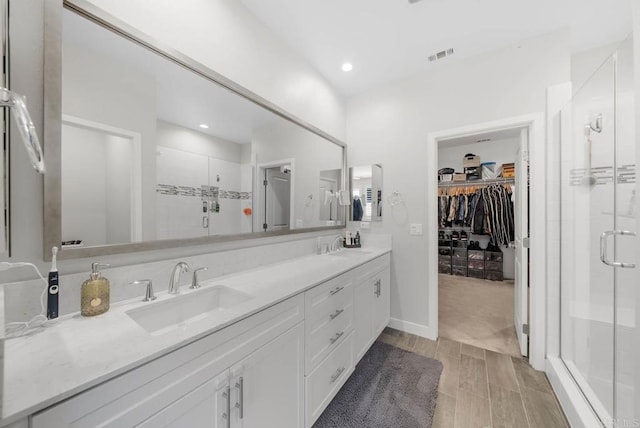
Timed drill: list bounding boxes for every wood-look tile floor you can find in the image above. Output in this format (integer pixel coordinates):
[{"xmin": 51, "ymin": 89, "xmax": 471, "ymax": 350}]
[
  {"xmin": 377, "ymin": 328, "xmax": 570, "ymax": 428},
  {"xmin": 439, "ymin": 274, "xmax": 521, "ymax": 357}
]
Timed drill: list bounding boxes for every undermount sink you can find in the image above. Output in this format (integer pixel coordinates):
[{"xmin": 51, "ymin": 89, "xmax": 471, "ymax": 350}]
[{"xmin": 126, "ymin": 285, "xmax": 253, "ymax": 334}]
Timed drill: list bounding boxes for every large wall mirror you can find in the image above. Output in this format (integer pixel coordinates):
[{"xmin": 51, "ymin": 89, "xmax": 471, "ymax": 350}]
[{"xmin": 43, "ymin": 0, "xmax": 346, "ymax": 259}]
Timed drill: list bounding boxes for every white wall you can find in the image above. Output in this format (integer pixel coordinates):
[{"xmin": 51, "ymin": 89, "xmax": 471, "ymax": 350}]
[
  {"xmin": 61, "ymin": 125, "xmax": 108, "ymax": 246},
  {"xmin": 83, "ymin": 0, "xmax": 346, "ymax": 140},
  {"xmin": 155, "ymin": 120, "xmax": 244, "ymax": 164},
  {"xmin": 347, "ymin": 29, "xmax": 570, "ymax": 333}
]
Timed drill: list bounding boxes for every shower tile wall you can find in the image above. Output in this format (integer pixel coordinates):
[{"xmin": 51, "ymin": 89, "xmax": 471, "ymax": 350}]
[{"xmin": 156, "ymin": 146, "xmax": 252, "ymax": 239}]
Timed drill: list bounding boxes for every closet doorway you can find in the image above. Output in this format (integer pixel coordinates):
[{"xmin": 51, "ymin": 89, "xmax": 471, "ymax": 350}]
[{"xmin": 436, "ymin": 129, "xmax": 529, "ymax": 357}]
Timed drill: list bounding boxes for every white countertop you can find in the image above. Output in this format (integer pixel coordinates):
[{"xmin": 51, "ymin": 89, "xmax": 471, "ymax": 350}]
[{"xmin": 2, "ymin": 246, "xmax": 390, "ymax": 424}]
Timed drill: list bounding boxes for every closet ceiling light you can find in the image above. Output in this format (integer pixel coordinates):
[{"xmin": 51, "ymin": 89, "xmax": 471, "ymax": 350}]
[
  {"xmin": 341, "ymin": 63, "xmax": 353, "ymax": 72},
  {"xmin": 199, "ymin": 124, "xmax": 209, "ymax": 129}
]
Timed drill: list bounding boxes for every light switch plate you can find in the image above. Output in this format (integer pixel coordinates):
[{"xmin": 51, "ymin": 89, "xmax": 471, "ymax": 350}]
[{"xmin": 409, "ymin": 223, "xmax": 423, "ymax": 235}]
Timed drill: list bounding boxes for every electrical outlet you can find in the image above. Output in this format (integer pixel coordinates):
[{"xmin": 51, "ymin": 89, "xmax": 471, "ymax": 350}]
[{"xmin": 409, "ymin": 224, "xmax": 423, "ymax": 235}]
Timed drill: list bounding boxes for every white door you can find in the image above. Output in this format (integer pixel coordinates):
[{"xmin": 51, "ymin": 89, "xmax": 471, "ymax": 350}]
[
  {"xmin": 264, "ymin": 167, "xmax": 290, "ymax": 231},
  {"xmin": 353, "ymin": 277, "xmax": 374, "ymax": 361},
  {"xmin": 319, "ymin": 177, "xmax": 338, "ymax": 222},
  {"xmin": 514, "ymin": 130, "xmax": 529, "ymax": 357},
  {"xmin": 137, "ymin": 370, "xmax": 230, "ymax": 428},
  {"xmin": 372, "ymin": 267, "xmax": 391, "ymax": 337},
  {"xmin": 230, "ymin": 323, "xmax": 304, "ymax": 428}
]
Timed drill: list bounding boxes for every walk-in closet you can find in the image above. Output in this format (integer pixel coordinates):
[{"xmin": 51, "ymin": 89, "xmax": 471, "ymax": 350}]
[{"xmin": 437, "ymin": 128, "xmax": 529, "ymax": 357}]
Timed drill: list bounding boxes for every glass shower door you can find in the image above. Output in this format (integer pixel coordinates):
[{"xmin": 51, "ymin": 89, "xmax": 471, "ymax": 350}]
[
  {"xmin": 611, "ymin": 38, "xmax": 637, "ymax": 427},
  {"xmin": 560, "ymin": 37, "xmax": 637, "ymax": 427}
]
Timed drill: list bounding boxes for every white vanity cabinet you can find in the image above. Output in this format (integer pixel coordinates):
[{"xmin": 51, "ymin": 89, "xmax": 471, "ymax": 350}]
[
  {"xmin": 136, "ymin": 370, "xmax": 230, "ymax": 428},
  {"xmin": 24, "ymin": 251, "xmax": 391, "ymax": 428},
  {"xmin": 228, "ymin": 323, "xmax": 304, "ymax": 428},
  {"xmin": 137, "ymin": 323, "xmax": 304, "ymax": 428},
  {"xmin": 353, "ymin": 254, "xmax": 391, "ymax": 361},
  {"xmin": 31, "ymin": 295, "xmax": 304, "ymax": 428},
  {"xmin": 304, "ymin": 253, "xmax": 391, "ymax": 427}
]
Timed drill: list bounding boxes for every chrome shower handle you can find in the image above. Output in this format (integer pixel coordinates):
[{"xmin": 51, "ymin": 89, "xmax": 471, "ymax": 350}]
[{"xmin": 600, "ymin": 230, "xmax": 636, "ymax": 268}]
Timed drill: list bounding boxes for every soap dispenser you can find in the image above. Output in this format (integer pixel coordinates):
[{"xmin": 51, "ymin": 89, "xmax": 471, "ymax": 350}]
[{"xmin": 81, "ymin": 262, "xmax": 111, "ymax": 317}]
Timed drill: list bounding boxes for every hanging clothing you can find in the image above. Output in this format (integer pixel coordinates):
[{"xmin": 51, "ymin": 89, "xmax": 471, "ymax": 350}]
[
  {"xmin": 353, "ymin": 197, "xmax": 363, "ymax": 221},
  {"xmin": 437, "ymin": 184, "xmax": 514, "ymax": 247}
]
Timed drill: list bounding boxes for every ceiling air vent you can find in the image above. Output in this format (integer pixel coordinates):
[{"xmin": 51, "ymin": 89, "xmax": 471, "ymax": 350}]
[{"xmin": 429, "ymin": 48, "xmax": 454, "ymax": 62}]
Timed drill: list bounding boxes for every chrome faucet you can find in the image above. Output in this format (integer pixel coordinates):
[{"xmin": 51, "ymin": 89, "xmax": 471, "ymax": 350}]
[
  {"xmin": 190, "ymin": 267, "xmax": 208, "ymax": 289},
  {"xmin": 330, "ymin": 235, "xmax": 343, "ymax": 252},
  {"xmin": 168, "ymin": 261, "xmax": 191, "ymax": 294},
  {"xmin": 130, "ymin": 279, "xmax": 156, "ymax": 302}
]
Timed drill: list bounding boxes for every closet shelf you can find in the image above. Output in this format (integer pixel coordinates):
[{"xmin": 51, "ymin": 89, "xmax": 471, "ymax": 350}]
[{"xmin": 438, "ymin": 178, "xmax": 515, "ymax": 188}]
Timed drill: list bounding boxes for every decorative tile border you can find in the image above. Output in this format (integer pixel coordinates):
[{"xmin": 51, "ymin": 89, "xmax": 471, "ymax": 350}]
[
  {"xmin": 569, "ymin": 164, "xmax": 635, "ymax": 185},
  {"xmin": 156, "ymin": 184, "xmax": 251, "ymax": 199}
]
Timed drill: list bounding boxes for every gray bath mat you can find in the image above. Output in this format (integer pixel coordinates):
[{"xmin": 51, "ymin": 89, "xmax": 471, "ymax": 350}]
[{"xmin": 314, "ymin": 341, "xmax": 444, "ymax": 428}]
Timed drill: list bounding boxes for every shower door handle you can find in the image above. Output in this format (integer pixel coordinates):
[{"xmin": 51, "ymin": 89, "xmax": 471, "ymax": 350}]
[{"xmin": 600, "ymin": 230, "xmax": 636, "ymax": 268}]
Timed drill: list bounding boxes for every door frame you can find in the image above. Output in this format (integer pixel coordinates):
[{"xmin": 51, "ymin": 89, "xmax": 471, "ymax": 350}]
[
  {"xmin": 61, "ymin": 114, "xmax": 143, "ymax": 242},
  {"xmin": 256, "ymin": 159, "xmax": 295, "ymax": 231},
  {"xmin": 427, "ymin": 112, "xmax": 546, "ymax": 369}
]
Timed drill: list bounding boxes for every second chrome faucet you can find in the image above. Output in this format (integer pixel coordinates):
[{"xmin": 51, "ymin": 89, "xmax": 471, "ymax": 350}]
[
  {"xmin": 168, "ymin": 262, "xmax": 209, "ymax": 294},
  {"xmin": 168, "ymin": 262, "xmax": 191, "ymax": 295}
]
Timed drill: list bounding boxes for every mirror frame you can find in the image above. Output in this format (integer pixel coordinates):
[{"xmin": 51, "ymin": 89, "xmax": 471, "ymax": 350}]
[{"xmin": 43, "ymin": 0, "xmax": 347, "ymax": 260}]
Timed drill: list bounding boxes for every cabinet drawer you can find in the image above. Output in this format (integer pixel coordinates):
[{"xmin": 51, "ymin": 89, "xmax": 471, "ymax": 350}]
[
  {"xmin": 306, "ymin": 279, "xmax": 353, "ymax": 329},
  {"xmin": 305, "ymin": 332, "xmax": 354, "ymax": 427},
  {"xmin": 305, "ymin": 274, "xmax": 352, "ymax": 323},
  {"xmin": 305, "ymin": 300, "xmax": 354, "ymax": 372}
]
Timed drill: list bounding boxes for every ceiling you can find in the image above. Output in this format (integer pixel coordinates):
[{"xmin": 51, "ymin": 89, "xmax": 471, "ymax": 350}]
[
  {"xmin": 240, "ymin": 0, "xmax": 633, "ymax": 96},
  {"xmin": 438, "ymin": 128, "xmax": 521, "ymax": 148}
]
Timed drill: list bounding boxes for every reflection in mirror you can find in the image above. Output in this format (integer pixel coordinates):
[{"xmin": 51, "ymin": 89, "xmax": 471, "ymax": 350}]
[
  {"xmin": 319, "ymin": 169, "xmax": 342, "ymax": 225},
  {"xmin": 350, "ymin": 164, "xmax": 383, "ymax": 222},
  {"xmin": 52, "ymin": 6, "xmax": 344, "ymax": 254}
]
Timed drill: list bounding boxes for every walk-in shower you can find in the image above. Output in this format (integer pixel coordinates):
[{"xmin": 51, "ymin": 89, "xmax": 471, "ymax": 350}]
[{"xmin": 558, "ymin": 37, "xmax": 637, "ymax": 427}]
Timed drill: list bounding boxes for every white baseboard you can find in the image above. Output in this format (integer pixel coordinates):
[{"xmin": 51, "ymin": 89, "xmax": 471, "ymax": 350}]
[
  {"xmin": 546, "ymin": 356, "xmax": 603, "ymax": 428},
  {"xmin": 388, "ymin": 318, "xmax": 436, "ymax": 340}
]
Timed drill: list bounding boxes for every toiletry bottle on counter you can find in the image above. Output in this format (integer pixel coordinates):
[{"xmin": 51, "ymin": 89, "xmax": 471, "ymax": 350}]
[{"xmin": 81, "ymin": 262, "xmax": 111, "ymax": 317}]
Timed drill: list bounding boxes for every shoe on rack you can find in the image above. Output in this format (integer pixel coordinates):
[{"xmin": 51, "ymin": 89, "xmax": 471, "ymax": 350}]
[{"xmin": 460, "ymin": 231, "xmax": 468, "ymax": 241}]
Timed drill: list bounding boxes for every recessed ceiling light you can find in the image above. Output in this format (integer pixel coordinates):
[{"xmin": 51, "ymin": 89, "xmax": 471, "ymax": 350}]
[
  {"xmin": 341, "ymin": 63, "xmax": 353, "ymax": 72},
  {"xmin": 199, "ymin": 124, "xmax": 209, "ymax": 129}
]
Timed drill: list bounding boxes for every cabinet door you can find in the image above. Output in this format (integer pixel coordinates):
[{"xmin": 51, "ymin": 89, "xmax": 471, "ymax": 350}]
[
  {"xmin": 353, "ymin": 277, "xmax": 374, "ymax": 361},
  {"xmin": 230, "ymin": 323, "xmax": 304, "ymax": 428},
  {"xmin": 137, "ymin": 370, "xmax": 230, "ymax": 428},
  {"xmin": 372, "ymin": 267, "xmax": 391, "ymax": 337}
]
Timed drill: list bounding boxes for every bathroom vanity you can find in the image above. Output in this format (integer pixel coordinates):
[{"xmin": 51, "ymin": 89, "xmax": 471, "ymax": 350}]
[{"xmin": 3, "ymin": 249, "xmax": 390, "ymax": 428}]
